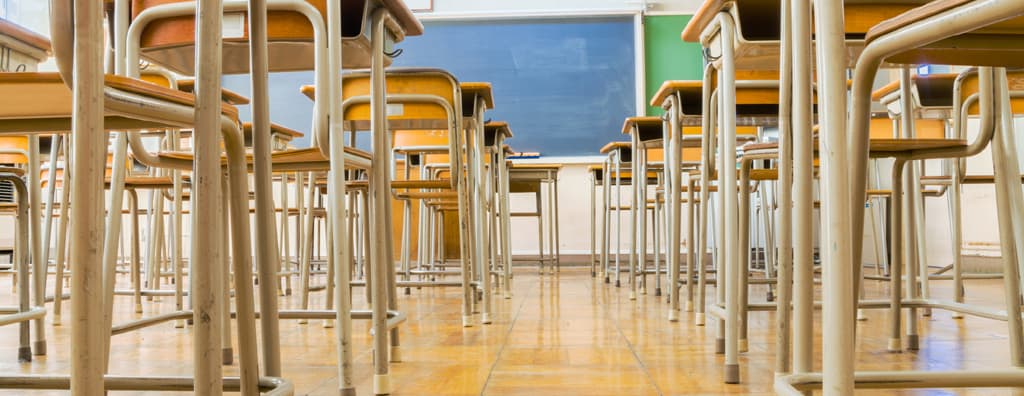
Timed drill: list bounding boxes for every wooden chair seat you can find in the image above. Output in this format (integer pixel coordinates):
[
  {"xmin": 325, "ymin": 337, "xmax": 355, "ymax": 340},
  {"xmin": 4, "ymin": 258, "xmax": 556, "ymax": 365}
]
[
  {"xmin": 393, "ymin": 130, "xmax": 452, "ymax": 165},
  {"xmin": 132, "ymin": 0, "xmax": 423, "ymax": 74},
  {"xmin": 742, "ymin": 142, "xmax": 780, "ymax": 152},
  {"xmin": 0, "ymin": 166, "xmax": 25, "ymax": 176},
  {"xmin": 868, "ymin": 118, "xmax": 946, "ymax": 139},
  {"xmin": 301, "ymin": 68, "xmax": 460, "ymax": 130},
  {"xmin": 865, "ymin": 0, "xmax": 1024, "ymax": 67},
  {"xmin": 920, "ymin": 174, "xmax": 1024, "ymax": 185},
  {"xmin": 158, "ymin": 146, "xmax": 371, "ymax": 172},
  {"xmin": 178, "ymin": 79, "xmax": 250, "ymax": 105},
  {"xmin": 748, "ymin": 169, "xmax": 779, "ymax": 181},
  {"xmin": 0, "ymin": 136, "xmax": 28, "ymax": 164},
  {"xmin": 391, "ymin": 179, "xmax": 452, "ymax": 190},
  {"xmin": 0, "ymin": 72, "xmax": 238, "ymax": 134},
  {"xmin": 394, "ymin": 191, "xmax": 458, "ymax": 200},
  {"xmin": 242, "ymin": 122, "xmax": 305, "ymax": 142},
  {"xmin": 868, "ymin": 138, "xmax": 968, "ymax": 155},
  {"xmin": 105, "ymin": 176, "xmax": 177, "ymax": 189}
]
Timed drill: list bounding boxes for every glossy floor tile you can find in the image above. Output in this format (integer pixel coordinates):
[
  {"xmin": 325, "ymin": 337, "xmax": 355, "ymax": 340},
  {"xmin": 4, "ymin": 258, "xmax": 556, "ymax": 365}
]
[{"xmin": 0, "ymin": 266, "xmax": 1018, "ymax": 395}]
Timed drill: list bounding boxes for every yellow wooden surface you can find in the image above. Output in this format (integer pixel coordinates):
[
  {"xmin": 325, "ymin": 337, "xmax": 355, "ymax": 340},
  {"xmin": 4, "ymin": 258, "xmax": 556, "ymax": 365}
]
[{"xmin": 0, "ymin": 269, "xmax": 1018, "ymax": 395}]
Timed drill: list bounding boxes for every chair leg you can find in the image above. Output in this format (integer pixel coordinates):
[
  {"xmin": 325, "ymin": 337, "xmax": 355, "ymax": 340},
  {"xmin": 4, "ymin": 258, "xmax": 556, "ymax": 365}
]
[
  {"xmin": 889, "ymin": 159, "xmax": 907, "ymax": 353},
  {"xmin": 220, "ymin": 177, "xmax": 233, "ymax": 365},
  {"xmin": 299, "ymin": 172, "xmax": 316, "ymax": 324},
  {"xmin": 991, "ymin": 67, "xmax": 1024, "ymax": 366},
  {"xmin": 3, "ymin": 174, "xmax": 31, "ymax": 362},
  {"xmin": 949, "ymin": 161, "xmax": 965, "ymax": 319},
  {"xmin": 51, "ymin": 162, "xmax": 71, "ymax": 325}
]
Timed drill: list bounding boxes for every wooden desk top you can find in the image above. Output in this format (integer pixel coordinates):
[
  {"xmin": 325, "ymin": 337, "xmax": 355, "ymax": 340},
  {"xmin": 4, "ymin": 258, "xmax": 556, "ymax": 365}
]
[
  {"xmin": 0, "ymin": 73, "xmax": 239, "ymax": 131},
  {"xmin": 0, "ymin": 18, "xmax": 50, "ymax": 54},
  {"xmin": 621, "ymin": 116, "xmax": 663, "ymax": 136},
  {"xmin": 484, "ymin": 121, "xmax": 513, "ymax": 148},
  {"xmin": 511, "ymin": 163, "xmax": 563, "ymax": 171},
  {"xmin": 379, "ymin": 0, "xmax": 425, "ymax": 37},
  {"xmin": 461, "ymin": 82, "xmax": 495, "ymax": 111},
  {"xmin": 650, "ymin": 81, "xmax": 702, "ymax": 108},
  {"xmin": 870, "ymin": 73, "xmax": 958, "ymax": 106},
  {"xmin": 650, "ymin": 78, "xmax": 783, "ymax": 114},
  {"xmin": 159, "ymin": 146, "xmax": 371, "ymax": 171},
  {"xmin": 682, "ymin": 1, "xmax": 926, "ymax": 43},
  {"xmin": 176, "ymin": 79, "xmax": 251, "ymax": 105},
  {"xmin": 600, "ymin": 141, "xmax": 631, "ymax": 154},
  {"xmin": 242, "ymin": 122, "xmax": 305, "ymax": 140}
]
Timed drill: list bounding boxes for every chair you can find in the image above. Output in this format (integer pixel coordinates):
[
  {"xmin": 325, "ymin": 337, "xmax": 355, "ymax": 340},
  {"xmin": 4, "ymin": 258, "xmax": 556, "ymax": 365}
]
[
  {"xmin": 0, "ymin": 1, "xmax": 291, "ymax": 392},
  {"xmin": 125, "ymin": 1, "xmax": 422, "ymax": 393},
  {"xmin": 780, "ymin": 0, "xmax": 1024, "ymax": 393}
]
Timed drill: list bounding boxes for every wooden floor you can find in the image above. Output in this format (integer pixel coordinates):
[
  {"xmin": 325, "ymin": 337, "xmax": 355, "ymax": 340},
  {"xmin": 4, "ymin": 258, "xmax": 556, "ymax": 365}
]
[{"xmin": 0, "ymin": 266, "xmax": 1019, "ymax": 395}]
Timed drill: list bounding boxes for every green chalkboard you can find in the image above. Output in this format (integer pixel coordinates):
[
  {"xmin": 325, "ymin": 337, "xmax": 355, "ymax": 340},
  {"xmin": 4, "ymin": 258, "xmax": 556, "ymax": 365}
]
[{"xmin": 644, "ymin": 15, "xmax": 704, "ymax": 116}]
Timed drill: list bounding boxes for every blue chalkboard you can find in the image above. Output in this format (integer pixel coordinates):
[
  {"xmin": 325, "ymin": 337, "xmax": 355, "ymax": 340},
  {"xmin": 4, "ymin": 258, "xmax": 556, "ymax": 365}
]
[
  {"xmin": 393, "ymin": 18, "xmax": 637, "ymax": 156},
  {"xmin": 223, "ymin": 17, "xmax": 637, "ymax": 156}
]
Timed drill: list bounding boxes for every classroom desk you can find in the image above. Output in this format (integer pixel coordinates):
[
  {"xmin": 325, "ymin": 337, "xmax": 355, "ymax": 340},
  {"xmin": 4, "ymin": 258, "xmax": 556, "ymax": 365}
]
[
  {"xmin": 508, "ymin": 163, "xmax": 562, "ymax": 274},
  {"xmin": 622, "ymin": 117, "xmax": 666, "ymax": 300},
  {"xmin": 460, "ymin": 82, "xmax": 496, "ymax": 324},
  {"xmin": 242, "ymin": 122, "xmax": 305, "ymax": 150},
  {"xmin": 0, "ymin": 19, "xmax": 50, "ymax": 72},
  {"xmin": 599, "ymin": 142, "xmax": 632, "ymax": 287},
  {"xmin": 484, "ymin": 122, "xmax": 515, "ymax": 298}
]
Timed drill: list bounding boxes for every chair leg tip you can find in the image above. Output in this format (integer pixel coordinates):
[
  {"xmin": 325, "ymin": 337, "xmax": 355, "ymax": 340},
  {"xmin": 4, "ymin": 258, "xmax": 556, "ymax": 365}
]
[
  {"xmin": 907, "ymin": 335, "xmax": 920, "ymax": 350},
  {"xmin": 390, "ymin": 346, "xmax": 402, "ymax": 363},
  {"xmin": 695, "ymin": 313, "xmax": 706, "ymax": 326},
  {"xmin": 668, "ymin": 311, "xmax": 679, "ymax": 322},
  {"xmin": 340, "ymin": 387, "xmax": 357, "ymax": 396},
  {"xmin": 373, "ymin": 374, "xmax": 391, "ymax": 395},
  {"xmin": 18, "ymin": 347, "xmax": 31, "ymax": 363},
  {"xmin": 462, "ymin": 316, "xmax": 473, "ymax": 327},
  {"xmin": 715, "ymin": 338, "xmax": 725, "ymax": 354},
  {"xmin": 888, "ymin": 338, "xmax": 902, "ymax": 352},
  {"xmin": 738, "ymin": 339, "xmax": 748, "ymax": 353},
  {"xmin": 481, "ymin": 313, "xmax": 493, "ymax": 324},
  {"xmin": 32, "ymin": 341, "xmax": 45, "ymax": 356},
  {"xmin": 222, "ymin": 348, "xmax": 233, "ymax": 365},
  {"xmin": 724, "ymin": 364, "xmax": 740, "ymax": 384}
]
